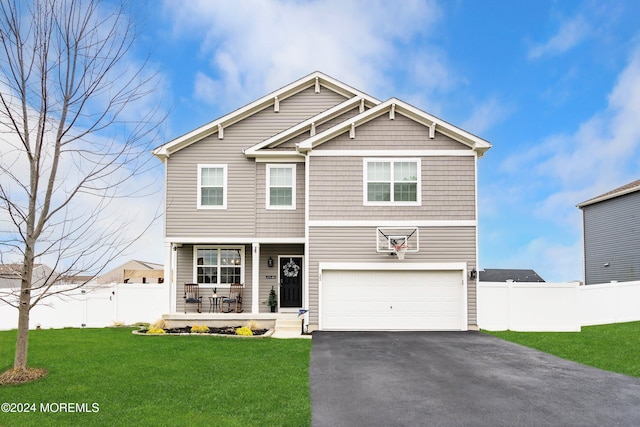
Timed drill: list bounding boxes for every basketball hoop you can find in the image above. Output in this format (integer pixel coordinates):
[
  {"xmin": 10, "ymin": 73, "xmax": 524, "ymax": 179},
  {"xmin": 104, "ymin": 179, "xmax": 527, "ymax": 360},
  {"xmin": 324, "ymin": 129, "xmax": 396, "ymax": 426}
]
[{"xmin": 392, "ymin": 243, "xmax": 408, "ymax": 260}]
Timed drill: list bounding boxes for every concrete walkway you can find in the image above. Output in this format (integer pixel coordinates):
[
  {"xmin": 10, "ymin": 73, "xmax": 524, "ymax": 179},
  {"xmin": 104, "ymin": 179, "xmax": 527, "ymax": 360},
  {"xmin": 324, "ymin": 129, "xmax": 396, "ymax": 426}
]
[{"xmin": 310, "ymin": 331, "xmax": 640, "ymax": 426}]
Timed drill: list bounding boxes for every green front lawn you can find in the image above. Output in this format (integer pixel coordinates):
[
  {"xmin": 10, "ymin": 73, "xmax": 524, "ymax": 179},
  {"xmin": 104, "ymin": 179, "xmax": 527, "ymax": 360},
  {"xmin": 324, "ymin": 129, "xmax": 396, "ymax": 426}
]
[
  {"xmin": 0, "ymin": 328, "xmax": 311, "ymax": 427},
  {"xmin": 485, "ymin": 321, "xmax": 640, "ymax": 378}
]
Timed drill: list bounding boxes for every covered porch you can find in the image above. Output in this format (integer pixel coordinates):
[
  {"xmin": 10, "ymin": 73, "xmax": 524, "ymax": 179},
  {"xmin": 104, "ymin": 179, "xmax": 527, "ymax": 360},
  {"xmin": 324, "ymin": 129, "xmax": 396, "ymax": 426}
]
[{"xmin": 163, "ymin": 240, "xmax": 306, "ymax": 319}]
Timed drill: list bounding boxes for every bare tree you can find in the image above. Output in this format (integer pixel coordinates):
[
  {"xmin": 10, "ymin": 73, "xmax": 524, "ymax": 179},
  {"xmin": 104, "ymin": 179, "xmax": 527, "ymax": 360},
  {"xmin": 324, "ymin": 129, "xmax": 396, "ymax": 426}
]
[{"xmin": 0, "ymin": 0, "xmax": 163, "ymax": 376}]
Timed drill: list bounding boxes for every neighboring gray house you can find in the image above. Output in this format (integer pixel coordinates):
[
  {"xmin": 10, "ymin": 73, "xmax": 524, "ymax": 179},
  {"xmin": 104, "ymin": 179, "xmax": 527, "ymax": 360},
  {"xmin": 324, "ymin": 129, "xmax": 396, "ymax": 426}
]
[
  {"xmin": 578, "ymin": 179, "xmax": 640, "ymax": 285},
  {"xmin": 0, "ymin": 263, "xmax": 54, "ymax": 289},
  {"xmin": 152, "ymin": 72, "xmax": 491, "ymax": 331},
  {"xmin": 479, "ymin": 269, "xmax": 545, "ymax": 283}
]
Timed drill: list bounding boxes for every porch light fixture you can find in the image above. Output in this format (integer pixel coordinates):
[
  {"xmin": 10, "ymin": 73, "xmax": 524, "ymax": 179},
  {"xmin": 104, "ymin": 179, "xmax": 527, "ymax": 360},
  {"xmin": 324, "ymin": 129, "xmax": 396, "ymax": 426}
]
[
  {"xmin": 469, "ymin": 269, "xmax": 477, "ymax": 281},
  {"xmin": 268, "ymin": 256, "xmax": 274, "ymax": 268}
]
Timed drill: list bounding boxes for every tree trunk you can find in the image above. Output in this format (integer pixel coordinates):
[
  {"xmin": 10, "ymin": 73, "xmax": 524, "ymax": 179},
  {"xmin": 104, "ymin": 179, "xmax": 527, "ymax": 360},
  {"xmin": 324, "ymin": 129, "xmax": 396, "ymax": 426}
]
[
  {"xmin": 15, "ymin": 250, "xmax": 34, "ymax": 370},
  {"xmin": 14, "ymin": 300, "xmax": 30, "ymax": 369}
]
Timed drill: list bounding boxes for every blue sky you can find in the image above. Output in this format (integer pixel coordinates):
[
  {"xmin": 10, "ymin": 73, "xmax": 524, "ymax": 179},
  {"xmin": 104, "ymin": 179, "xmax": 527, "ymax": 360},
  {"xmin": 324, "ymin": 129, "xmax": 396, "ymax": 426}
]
[{"xmin": 124, "ymin": 0, "xmax": 640, "ymax": 282}]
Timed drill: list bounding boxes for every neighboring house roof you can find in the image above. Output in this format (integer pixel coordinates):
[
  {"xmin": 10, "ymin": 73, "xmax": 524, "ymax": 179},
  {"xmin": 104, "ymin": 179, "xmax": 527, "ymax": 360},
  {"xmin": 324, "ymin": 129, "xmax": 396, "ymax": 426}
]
[
  {"xmin": 0, "ymin": 263, "xmax": 22, "ymax": 278},
  {"xmin": 479, "ymin": 269, "xmax": 545, "ymax": 282},
  {"xmin": 152, "ymin": 71, "xmax": 381, "ymax": 160},
  {"xmin": 577, "ymin": 179, "xmax": 640, "ymax": 208},
  {"xmin": 0, "ymin": 263, "xmax": 55, "ymax": 288},
  {"xmin": 96, "ymin": 260, "xmax": 164, "ymax": 284}
]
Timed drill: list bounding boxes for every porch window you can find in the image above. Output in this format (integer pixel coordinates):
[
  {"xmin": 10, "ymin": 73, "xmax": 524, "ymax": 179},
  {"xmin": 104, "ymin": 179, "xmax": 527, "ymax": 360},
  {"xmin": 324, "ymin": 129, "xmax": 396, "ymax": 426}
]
[
  {"xmin": 195, "ymin": 246, "xmax": 243, "ymax": 286},
  {"xmin": 364, "ymin": 158, "xmax": 421, "ymax": 206},
  {"xmin": 267, "ymin": 164, "xmax": 296, "ymax": 209},
  {"xmin": 198, "ymin": 164, "xmax": 227, "ymax": 209}
]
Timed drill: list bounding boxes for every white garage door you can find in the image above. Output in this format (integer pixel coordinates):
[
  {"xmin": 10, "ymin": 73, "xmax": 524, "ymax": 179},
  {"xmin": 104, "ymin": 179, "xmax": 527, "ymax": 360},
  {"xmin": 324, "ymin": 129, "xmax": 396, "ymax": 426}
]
[{"xmin": 321, "ymin": 269, "xmax": 465, "ymax": 331}]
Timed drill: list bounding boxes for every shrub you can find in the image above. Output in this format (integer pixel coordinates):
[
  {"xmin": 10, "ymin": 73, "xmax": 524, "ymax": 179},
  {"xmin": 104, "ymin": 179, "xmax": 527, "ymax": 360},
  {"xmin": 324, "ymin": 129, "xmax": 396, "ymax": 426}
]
[
  {"xmin": 147, "ymin": 328, "xmax": 166, "ymax": 335},
  {"xmin": 235, "ymin": 326, "xmax": 253, "ymax": 336},
  {"xmin": 191, "ymin": 325, "xmax": 210, "ymax": 334},
  {"xmin": 150, "ymin": 319, "xmax": 168, "ymax": 330},
  {"xmin": 247, "ymin": 320, "xmax": 259, "ymax": 331}
]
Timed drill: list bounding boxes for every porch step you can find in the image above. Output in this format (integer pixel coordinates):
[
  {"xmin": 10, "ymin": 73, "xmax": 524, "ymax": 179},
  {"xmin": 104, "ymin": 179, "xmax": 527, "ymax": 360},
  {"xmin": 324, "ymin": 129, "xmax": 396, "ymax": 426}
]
[{"xmin": 273, "ymin": 316, "xmax": 310, "ymax": 339}]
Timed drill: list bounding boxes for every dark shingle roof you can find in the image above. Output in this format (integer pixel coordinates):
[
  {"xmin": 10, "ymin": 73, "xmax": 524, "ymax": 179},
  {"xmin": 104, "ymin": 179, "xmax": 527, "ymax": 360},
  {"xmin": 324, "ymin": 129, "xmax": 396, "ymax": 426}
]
[{"xmin": 479, "ymin": 269, "xmax": 545, "ymax": 283}]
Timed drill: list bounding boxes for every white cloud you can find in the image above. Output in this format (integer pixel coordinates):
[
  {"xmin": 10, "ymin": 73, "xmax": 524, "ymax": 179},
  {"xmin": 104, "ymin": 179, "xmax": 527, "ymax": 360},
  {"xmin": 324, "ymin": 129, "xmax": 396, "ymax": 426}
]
[
  {"xmin": 163, "ymin": 0, "xmax": 444, "ymax": 107},
  {"xmin": 502, "ymin": 44, "xmax": 640, "ymax": 221},
  {"xmin": 528, "ymin": 15, "xmax": 589, "ymax": 59},
  {"xmin": 460, "ymin": 97, "xmax": 512, "ymax": 136}
]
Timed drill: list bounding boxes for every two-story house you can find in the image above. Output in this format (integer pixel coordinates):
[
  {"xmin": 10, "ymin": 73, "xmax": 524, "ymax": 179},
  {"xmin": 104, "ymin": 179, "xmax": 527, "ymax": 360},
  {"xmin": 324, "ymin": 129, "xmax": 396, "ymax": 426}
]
[
  {"xmin": 152, "ymin": 72, "xmax": 491, "ymax": 331},
  {"xmin": 578, "ymin": 179, "xmax": 640, "ymax": 285}
]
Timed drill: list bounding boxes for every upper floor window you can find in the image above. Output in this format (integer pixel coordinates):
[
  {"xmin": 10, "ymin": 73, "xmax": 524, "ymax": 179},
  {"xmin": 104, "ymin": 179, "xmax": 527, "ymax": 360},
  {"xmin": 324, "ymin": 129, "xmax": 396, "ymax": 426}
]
[
  {"xmin": 364, "ymin": 159, "xmax": 421, "ymax": 206},
  {"xmin": 267, "ymin": 164, "xmax": 296, "ymax": 209},
  {"xmin": 194, "ymin": 246, "xmax": 243, "ymax": 286},
  {"xmin": 198, "ymin": 164, "xmax": 227, "ymax": 209}
]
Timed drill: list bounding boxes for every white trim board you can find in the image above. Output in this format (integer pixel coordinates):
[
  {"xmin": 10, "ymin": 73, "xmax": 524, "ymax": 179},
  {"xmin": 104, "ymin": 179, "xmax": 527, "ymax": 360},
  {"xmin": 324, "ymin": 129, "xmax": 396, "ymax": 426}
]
[
  {"xmin": 309, "ymin": 220, "xmax": 477, "ymax": 227},
  {"xmin": 308, "ymin": 150, "xmax": 475, "ymax": 157}
]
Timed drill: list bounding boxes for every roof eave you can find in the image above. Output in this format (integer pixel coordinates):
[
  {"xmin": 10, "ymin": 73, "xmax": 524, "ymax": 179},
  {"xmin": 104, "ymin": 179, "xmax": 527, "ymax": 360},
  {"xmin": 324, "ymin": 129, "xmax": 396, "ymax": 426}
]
[
  {"xmin": 153, "ymin": 71, "xmax": 379, "ymax": 159},
  {"xmin": 297, "ymin": 98, "xmax": 492, "ymax": 153},
  {"xmin": 577, "ymin": 184, "xmax": 640, "ymax": 208}
]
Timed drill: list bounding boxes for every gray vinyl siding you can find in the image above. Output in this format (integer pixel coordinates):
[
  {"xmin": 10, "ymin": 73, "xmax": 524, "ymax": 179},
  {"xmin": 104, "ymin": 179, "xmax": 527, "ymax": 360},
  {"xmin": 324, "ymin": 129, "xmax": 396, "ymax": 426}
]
[
  {"xmin": 309, "ymin": 156, "xmax": 476, "ymax": 221},
  {"xmin": 165, "ymin": 87, "xmax": 347, "ymax": 239},
  {"xmin": 175, "ymin": 244, "xmax": 253, "ymax": 313},
  {"xmin": 255, "ymin": 163, "xmax": 305, "ymax": 238},
  {"xmin": 257, "ymin": 244, "xmax": 304, "ymax": 313},
  {"xmin": 307, "ymin": 226, "xmax": 478, "ymax": 327},
  {"xmin": 582, "ymin": 191, "xmax": 640, "ymax": 285},
  {"xmin": 314, "ymin": 114, "xmax": 469, "ymax": 151}
]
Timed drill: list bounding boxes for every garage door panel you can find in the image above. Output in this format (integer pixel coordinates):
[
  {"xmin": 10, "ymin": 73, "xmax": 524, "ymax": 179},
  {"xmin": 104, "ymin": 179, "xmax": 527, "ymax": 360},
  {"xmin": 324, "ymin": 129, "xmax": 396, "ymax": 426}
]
[{"xmin": 321, "ymin": 269, "xmax": 464, "ymax": 331}]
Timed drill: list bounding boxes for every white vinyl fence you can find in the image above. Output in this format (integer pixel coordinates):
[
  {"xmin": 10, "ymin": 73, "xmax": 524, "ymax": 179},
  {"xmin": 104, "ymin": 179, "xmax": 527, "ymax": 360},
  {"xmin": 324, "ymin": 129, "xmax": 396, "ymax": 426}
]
[
  {"xmin": 478, "ymin": 280, "xmax": 640, "ymax": 332},
  {"xmin": 0, "ymin": 283, "xmax": 170, "ymax": 331}
]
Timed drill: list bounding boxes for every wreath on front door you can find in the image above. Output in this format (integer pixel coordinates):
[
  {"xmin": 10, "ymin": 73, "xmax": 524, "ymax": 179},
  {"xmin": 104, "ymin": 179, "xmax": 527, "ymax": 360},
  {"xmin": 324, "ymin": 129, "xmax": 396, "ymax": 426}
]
[{"xmin": 282, "ymin": 259, "xmax": 300, "ymax": 278}]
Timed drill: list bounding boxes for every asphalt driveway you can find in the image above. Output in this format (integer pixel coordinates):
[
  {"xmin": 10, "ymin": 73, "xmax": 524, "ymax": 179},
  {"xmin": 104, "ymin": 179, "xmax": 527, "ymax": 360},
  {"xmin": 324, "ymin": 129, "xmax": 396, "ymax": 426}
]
[{"xmin": 310, "ymin": 331, "xmax": 640, "ymax": 426}]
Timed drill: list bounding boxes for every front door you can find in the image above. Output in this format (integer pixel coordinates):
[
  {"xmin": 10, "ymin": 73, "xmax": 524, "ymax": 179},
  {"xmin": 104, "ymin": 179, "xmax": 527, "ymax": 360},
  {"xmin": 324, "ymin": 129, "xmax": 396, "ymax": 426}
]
[{"xmin": 280, "ymin": 257, "xmax": 302, "ymax": 307}]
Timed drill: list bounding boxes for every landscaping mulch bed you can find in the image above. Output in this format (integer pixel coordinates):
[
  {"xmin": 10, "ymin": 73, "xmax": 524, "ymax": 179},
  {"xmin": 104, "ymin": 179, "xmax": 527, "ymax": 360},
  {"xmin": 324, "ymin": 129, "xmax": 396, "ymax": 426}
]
[
  {"xmin": 137, "ymin": 326, "xmax": 270, "ymax": 336},
  {"xmin": 165, "ymin": 326, "xmax": 269, "ymax": 335}
]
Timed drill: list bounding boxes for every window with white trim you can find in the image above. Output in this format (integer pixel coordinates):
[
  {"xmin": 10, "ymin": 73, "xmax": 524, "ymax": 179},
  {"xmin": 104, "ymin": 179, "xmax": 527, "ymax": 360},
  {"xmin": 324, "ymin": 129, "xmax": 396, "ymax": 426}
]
[
  {"xmin": 267, "ymin": 164, "xmax": 296, "ymax": 209},
  {"xmin": 194, "ymin": 246, "xmax": 244, "ymax": 286},
  {"xmin": 364, "ymin": 159, "xmax": 421, "ymax": 205},
  {"xmin": 198, "ymin": 164, "xmax": 227, "ymax": 209}
]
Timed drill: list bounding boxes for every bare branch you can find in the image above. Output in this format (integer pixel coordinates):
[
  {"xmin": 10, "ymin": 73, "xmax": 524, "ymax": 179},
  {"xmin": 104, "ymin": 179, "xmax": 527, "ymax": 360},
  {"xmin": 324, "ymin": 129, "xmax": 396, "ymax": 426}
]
[{"xmin": 0, "ymin": 0, "xmax": 165, "ymax": 370}]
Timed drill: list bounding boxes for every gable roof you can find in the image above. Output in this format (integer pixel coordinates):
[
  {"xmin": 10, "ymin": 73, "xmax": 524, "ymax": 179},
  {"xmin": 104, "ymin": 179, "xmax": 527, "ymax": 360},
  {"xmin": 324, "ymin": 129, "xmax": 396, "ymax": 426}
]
[
  {"xmin": 294, "ymin": 98, "xmax": 491, "ymax": 156},
  {"xmin": 479, "ymin": 269, "xmax": 545, "ymax": 283},
  {"xmin": 243, "ymin": 96, "xmax": 379, "ymax": 157},
  {"xmin": 577, "ymin": 179, "xmax": 640, "ymax": 208},
  {"xmin": 152, "ymin": 71, "xmax": 380, "ymax": 160}
]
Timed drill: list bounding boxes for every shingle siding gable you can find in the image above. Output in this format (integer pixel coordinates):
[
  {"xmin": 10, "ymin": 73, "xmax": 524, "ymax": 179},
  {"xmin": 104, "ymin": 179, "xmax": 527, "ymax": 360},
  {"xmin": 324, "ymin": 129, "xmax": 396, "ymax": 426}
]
[{"xmin": 312, "ymin": 113, "xmax": 469, "ymax": 151}]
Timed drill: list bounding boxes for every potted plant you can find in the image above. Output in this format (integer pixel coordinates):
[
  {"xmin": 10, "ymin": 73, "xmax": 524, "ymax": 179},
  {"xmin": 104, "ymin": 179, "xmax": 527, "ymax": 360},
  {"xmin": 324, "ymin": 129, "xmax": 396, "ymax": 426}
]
[
  {"xmin": 212, "ymin": 287, "xmax": 217, "ymax": 297},
  {"xmin": 268, "ymin": 286, "xmax": 277, "ymax": 312}
]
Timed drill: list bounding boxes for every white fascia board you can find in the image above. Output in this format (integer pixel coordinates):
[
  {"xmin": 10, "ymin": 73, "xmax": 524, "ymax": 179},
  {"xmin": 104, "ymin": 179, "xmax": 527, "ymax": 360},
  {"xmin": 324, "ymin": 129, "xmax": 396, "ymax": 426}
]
[
  {"xmin": 297, "ymin": 98, "xmax": 492, "ymax": 155},
  {"xmin": 577, "ymin": 184, "xmax": 640, "ymax": 208},
  {"xmin": 244, "ymin": 96, "xmax": 380, "ymax": 157},
  {"xmin": 154, "ymin": 71, "xmax": 376, "ymax": 159},
  {"xmin": 309, "ymin": 220, "xmax": 477, "ymax": 227},
  {"xmin": 255, "ymin": 154, "xmax": 306, "ymax": 163},
  {"xmin": 164, "ymin": 237, "xmax": 306, "ymax": 244},
  {"xmin": 308, "ymin": 150, "xmax": 475, "ymax": 157},
  {"xmin": 297, "ymin": 100, "xmax": 394, "ymax": 151}
]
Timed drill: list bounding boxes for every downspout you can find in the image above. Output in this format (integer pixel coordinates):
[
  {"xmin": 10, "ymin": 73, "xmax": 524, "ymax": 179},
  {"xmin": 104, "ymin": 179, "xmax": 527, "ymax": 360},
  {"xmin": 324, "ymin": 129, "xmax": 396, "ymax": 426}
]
[{"xmin": 296, "ymin": 144, "xmax": 310, "ymax": 332}]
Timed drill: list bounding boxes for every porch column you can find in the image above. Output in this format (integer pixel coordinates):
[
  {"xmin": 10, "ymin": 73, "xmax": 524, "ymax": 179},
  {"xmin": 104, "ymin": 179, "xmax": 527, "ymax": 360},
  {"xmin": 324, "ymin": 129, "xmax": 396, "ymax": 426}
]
[
  {"xmin": 165, "ymin": 242, "xmax": 176, "ymax": 313},
  {"xmin": 252, "ymin": 243, "xmax": 260, "ymax": 313}
]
